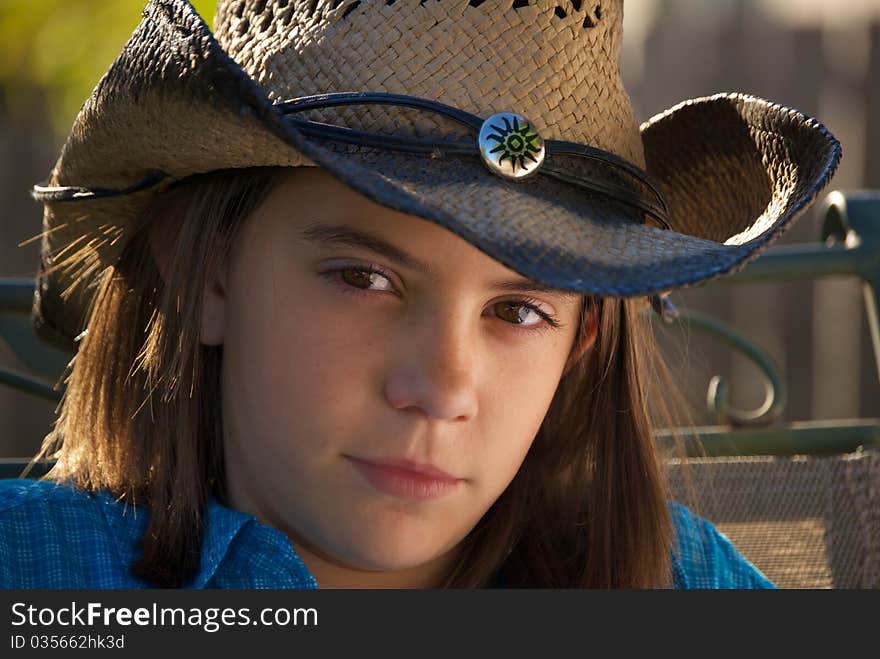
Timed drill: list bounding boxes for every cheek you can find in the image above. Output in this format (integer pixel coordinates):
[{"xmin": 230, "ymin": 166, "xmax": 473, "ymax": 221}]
[
  {"xmin": 279, "ymin": 315, "xmax": 381, "ymax": 438},
  {"xmin": 487, "ymin": 330, "xmax": 570, "ymax": 422},
  {"xmin": 476, "ymin": 353, "xmax": 565, "ymax": 496},
  {"xmin": 224, "ymin": 272, "xmax": 381, "ymax": 462}
]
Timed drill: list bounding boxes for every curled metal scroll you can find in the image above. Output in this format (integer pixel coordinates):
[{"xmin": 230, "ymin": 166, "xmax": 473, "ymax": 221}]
[{"xmin": 651, "ymin": 296, "xmax": 786, "ymax": 428}]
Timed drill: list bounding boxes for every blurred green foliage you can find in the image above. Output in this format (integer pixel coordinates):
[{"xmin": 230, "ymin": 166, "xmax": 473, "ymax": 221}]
[{"xmin": 0, "ymin": 0, "xmax": 218, "ymax": 139}]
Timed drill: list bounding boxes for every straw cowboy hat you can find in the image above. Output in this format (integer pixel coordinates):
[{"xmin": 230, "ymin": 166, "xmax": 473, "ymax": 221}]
[{"xmin": 31, "ymin": 0, "xmax": 841, "ymax": 352}]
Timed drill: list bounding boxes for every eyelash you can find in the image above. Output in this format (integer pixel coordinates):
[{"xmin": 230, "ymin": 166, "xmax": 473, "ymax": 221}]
[{"xmin": 320, "ymin": 264, "xmax": 563, "ymax": 333}]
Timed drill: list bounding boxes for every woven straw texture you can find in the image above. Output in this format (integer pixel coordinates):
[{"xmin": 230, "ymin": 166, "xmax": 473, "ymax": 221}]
[
  {"xmin": 32, "ymin": 0, "xmax": 841, "ymax": 351},
  {"xmin": 668, "ymin": 449, "xmax": 880, "ymax": 589},
  {"xmin": 213, "ymin": 0, "xmax": 644, "ymax": 165}
]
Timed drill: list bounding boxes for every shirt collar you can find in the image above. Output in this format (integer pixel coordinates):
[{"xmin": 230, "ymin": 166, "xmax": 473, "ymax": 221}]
[{"xmin": 98, "ymin": 490, "xmax": 315, "ymax": 588}]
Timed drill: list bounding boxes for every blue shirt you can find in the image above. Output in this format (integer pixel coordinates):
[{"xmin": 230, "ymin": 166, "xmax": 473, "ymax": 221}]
[{"xmin": 0, "ymin": 478, "xmax": 773, "ymax": 589}]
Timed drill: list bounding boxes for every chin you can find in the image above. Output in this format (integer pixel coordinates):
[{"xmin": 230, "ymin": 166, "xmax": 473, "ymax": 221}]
[{"xmin": 334, "ymin": 527, "xmax": 451, "ymax": 572}]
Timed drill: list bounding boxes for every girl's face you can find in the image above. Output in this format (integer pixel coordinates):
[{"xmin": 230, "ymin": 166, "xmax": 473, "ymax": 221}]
[{"xmin": 203, "ymin": 167, "xmax": 592, "ymax": 587}]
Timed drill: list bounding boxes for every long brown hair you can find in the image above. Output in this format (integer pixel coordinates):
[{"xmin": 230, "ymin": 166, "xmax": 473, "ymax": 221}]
[{"xmin": 37, "ymin": 166, "xmax": 682, "ymax": 588}]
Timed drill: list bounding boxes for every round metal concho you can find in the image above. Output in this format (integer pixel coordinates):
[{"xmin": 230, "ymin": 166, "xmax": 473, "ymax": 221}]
[{"xmin": 478, "ymin": 112, "xmax": 546, "ymax": 180}]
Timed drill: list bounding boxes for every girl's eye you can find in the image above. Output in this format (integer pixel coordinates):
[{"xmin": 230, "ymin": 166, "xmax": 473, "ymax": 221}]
[
  {"xmin": 492, "ymin": 300, "xmax": 561, "ymax": 332},
  {"xmin": 339, "ymin": 267, "xmax": 395, "ymax": 292},
  {"xmin": 324, "ymin": 264, "xmax": 561, "ymax": 333}
]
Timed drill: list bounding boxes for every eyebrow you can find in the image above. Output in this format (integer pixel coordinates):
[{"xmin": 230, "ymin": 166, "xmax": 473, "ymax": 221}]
[{"xmin": 298, "ymin": 222, "xmax": 580, "ymax": 303}]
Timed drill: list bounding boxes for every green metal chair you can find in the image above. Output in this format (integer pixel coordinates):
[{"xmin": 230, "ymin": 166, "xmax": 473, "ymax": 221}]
[
  {"xmin": 2, "ymin": 190, "xmax": 879, "ymax": 587},
  {"xmin": 658, "ymin": 191, "xmax": 880, "ymax": 587}
]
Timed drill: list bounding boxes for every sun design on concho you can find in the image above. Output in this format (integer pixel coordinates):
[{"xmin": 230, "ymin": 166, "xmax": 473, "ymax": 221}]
[{"xmin": 478, "ymin": 112, "xmax": 545, "ymax": 180}]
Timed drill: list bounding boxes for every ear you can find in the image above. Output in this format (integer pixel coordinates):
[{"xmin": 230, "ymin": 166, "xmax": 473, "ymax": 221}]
[
  {"xmin": 148, "ymin": 213, "xmax": 176, "ymax": 284},
  {"xmin": 148, "ymin": 216, "xmax": 227, "ymax": 346},
  {"xmin": 562, "ymin": 302, "xmax": 599, "ymax": 375},
  {"xmin": 199, "ymin": 262, "xmax": 228, "ymax": 347}
]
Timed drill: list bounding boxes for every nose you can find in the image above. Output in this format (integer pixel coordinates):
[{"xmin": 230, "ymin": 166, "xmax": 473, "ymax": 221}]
[{"xmin": 383, "ymin": 310, "xmax": 479, "ymax": 422}]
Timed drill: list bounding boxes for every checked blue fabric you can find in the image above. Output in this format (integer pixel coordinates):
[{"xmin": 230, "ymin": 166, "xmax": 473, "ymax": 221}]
[{"xmin": 0, "ymin": 478, "xmax": 774, "ymax": 589}]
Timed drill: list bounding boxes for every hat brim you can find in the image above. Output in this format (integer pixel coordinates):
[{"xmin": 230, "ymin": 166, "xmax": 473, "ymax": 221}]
[{"xmin": 33, "ymin": 0, "xmax": 841, "ymax": 351}]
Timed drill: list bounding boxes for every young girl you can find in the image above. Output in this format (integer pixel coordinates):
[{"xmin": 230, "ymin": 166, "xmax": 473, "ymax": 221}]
[{"xmin": 1, "ymin": 0, "xmax": 840, "ymax": 589}]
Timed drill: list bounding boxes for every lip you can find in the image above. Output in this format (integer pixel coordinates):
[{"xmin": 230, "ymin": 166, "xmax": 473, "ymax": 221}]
[{"xmin": 345, "ymin": 455, "xmax": 463, "ymax": 501}]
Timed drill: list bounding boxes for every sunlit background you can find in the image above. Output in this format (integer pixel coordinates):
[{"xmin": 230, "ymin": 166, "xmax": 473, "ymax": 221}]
[{"xmin": 1, "ymin": 0, "xmax": 878, "ymax": 457}]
